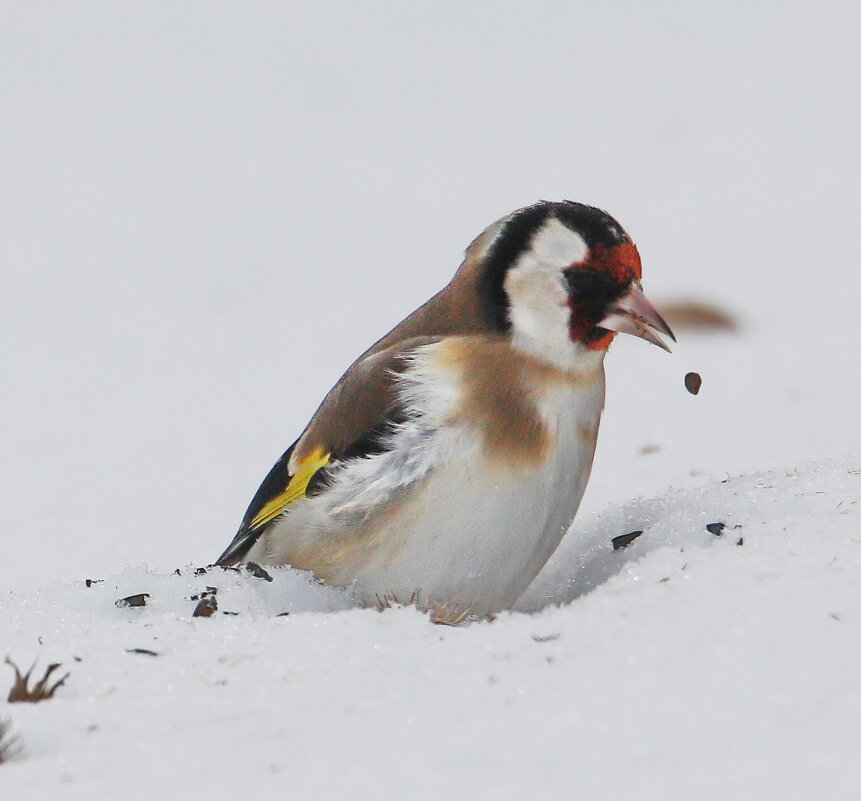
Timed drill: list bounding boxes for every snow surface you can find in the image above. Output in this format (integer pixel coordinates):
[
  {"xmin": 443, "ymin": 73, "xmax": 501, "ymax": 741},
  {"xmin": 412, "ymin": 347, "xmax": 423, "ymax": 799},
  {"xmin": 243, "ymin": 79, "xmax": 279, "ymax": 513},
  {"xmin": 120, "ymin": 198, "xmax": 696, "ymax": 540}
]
[
  {"xmin": 2, "ymin": 1, "xmax": 861, "ymax": 798},
  {"xmin": 4, "ymin": 460, "xmax": 861, "ymax": 800}
]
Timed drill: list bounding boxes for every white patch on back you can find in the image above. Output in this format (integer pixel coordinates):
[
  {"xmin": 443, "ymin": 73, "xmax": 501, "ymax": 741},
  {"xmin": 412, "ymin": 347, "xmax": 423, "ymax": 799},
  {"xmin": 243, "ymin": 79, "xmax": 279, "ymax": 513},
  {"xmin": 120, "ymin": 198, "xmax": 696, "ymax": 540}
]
[{"xmin": 503, "ymin": 216, "xmax": 590, "ymax": 370}]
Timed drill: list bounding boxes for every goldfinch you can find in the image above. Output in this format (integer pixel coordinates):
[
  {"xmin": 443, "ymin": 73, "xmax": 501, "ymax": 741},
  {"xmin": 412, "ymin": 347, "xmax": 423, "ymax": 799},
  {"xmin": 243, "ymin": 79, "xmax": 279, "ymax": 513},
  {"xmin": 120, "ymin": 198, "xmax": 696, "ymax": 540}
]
[{"xmin": 216, "ymin": 201, "xmax": 673, "ymax": 621}]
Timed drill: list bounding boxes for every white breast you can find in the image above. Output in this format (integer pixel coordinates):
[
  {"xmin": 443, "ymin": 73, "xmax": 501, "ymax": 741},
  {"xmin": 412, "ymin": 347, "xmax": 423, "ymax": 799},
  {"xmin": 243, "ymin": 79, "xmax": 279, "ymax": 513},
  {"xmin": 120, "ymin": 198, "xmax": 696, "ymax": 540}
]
[{"xmin": 352, "ymin": 375, "xmax": 604, "ymax": 618}]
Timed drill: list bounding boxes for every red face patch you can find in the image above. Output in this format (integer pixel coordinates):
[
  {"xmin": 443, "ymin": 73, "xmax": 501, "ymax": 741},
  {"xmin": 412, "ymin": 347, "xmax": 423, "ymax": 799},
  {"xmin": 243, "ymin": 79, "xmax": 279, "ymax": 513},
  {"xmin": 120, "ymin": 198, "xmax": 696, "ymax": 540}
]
[
  {"xmin": 581, "ymin": 241, "xmax": 642, "ymax": 284},
  {"xmin": 583, "ymin": 329, "xmax": 617, "ymax": 351},
  {"xmin": 568, "ymin": 308, "xmax": 618, "ymax": 351},
  {"xmin": 567, "ymin": 241, "xmax": 642, "ymax": 350}
]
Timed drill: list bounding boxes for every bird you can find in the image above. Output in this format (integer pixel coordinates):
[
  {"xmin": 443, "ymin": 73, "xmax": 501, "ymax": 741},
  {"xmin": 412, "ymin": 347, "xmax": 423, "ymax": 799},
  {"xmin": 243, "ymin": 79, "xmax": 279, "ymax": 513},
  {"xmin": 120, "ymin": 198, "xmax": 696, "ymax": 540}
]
[{"xmin": 215, "ymin": 200, "xmax": 674, "ymax": 622}]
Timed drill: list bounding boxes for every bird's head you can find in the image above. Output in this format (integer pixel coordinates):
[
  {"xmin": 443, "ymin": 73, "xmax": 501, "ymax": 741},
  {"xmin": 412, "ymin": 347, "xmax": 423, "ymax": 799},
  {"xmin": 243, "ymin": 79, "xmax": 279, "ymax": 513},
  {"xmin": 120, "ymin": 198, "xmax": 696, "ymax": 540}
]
[{"xmin": 472, "ymin": 201, "xmax": 674, "ymax": 366}]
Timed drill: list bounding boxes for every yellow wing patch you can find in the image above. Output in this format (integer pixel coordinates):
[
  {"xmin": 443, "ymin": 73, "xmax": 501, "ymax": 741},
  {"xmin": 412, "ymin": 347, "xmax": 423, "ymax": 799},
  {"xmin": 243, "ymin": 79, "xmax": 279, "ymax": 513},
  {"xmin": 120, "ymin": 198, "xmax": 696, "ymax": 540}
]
[{"xmin": 249, "ymin": 447, "xmax": 330, "ymax": 530}]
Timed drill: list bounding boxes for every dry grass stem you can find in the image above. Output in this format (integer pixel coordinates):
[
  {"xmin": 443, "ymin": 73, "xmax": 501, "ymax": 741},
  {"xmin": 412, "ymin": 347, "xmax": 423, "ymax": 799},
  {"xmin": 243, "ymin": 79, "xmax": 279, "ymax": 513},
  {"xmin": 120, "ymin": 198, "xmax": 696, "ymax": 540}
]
[
  {"xmin": 0, "ymin": 718, "xmax": 22, "ymax": 763},
  {"xmin": 6, "ymin": 657, "xmax": 69, "ymax": 703}
]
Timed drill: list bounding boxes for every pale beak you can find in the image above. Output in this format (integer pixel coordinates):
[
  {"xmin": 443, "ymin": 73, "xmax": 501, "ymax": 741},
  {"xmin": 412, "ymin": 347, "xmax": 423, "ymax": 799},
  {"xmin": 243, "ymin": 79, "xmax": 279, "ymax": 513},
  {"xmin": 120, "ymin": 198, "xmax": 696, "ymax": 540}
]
[{"xmin": 597, "ymin": 283, "xmax": 676, "ymax": 352}]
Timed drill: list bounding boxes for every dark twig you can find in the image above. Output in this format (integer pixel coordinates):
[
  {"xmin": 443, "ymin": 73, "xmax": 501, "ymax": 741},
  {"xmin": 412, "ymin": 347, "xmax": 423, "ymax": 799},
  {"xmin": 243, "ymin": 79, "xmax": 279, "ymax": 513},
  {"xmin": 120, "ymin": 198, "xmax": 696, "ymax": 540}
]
[
  {"xmin": 0, "ymin": 718, "xmax": 22, "ymax": 763},
  {"xmin": 6, "ymin": 657, "xmax": 69, "ymax": 703}
]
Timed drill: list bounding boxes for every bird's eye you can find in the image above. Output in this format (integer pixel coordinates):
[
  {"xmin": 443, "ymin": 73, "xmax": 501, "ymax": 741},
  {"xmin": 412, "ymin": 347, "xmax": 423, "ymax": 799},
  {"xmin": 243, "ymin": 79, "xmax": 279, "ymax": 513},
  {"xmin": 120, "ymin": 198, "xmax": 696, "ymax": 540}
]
[
  {"xmin": 563, "ymin": 268, "xmax": 611, "ymax": 296},
  {"xmin": 563, "ymin": 268, "xmax": 626, "ymax": 312},
  {"xmin": 562, "ymin": 268, "xmax": 591, "ymax": 292}
]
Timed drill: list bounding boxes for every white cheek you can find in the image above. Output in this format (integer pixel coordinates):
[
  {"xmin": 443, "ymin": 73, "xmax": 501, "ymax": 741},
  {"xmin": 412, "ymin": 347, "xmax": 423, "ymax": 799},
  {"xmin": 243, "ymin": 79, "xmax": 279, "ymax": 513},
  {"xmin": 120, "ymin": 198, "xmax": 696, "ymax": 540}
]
[
  {"xmin": 501, "ymin": 216, "xmax": 595, "ymax": 370},
  {"xmin": 504, "ymin": 260, "xmax": 568, "ymax": 321},
  {"xmin": 503, "ymin": 257, "xmax": 577, "ymax": 369}
]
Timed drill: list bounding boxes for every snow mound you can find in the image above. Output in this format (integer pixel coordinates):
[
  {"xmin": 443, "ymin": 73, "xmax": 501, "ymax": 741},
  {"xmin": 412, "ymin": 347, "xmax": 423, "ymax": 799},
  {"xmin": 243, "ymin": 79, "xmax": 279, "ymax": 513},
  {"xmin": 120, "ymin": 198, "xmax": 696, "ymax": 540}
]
[
  {"xmin": 521, "ymin": 456, "xmax": 861, "ymax": 609},
  {"xmin": 3, "ymin": 457, "xmax": 861, "ymax": 800}
]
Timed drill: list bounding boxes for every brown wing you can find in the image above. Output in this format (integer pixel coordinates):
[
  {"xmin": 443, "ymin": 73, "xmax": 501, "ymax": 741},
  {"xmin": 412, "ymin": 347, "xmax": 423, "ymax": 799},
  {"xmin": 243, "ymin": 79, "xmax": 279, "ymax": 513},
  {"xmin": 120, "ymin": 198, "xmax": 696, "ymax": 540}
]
[
  {"xmin": 292, "ymin": 334, "xmax": 445, "ymax": 463},
  {"xmin": 214, "ymin": 335, "xmax": 443, "ymax": 565}
]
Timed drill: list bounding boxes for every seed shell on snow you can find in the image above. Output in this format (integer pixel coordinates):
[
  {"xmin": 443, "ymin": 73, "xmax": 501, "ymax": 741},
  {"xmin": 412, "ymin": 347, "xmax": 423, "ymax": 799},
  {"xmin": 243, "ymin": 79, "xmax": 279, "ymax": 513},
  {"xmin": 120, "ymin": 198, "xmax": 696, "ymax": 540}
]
[
  {"xmin": 612, "ymin": 530, "xmax": 643, "ymax": 550},
  {"xmin": 245, "ymin": 562, "xmax": 274, "ymax": 582},
  {"xmin": 115, "ymin": 593, "xmax": 150, "ymax": 608},
  {"xmin": 188, "ymin": 586, "xmax": 218, "ymax": 601},
  {"xmin": 192, "ymin": 596, "xmax": 218, "ymax": 618}
]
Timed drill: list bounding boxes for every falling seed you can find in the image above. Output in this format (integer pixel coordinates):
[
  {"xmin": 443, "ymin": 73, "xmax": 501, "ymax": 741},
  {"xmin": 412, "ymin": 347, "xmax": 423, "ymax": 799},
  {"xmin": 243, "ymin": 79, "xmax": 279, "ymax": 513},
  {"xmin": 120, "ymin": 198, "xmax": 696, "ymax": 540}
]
[
  {"xmin": 531, "ymin": 633, "xmax": 560, "ymax": 643},
  {"xmin": 684, "ymin": 372, "xmax": 702, "ymax": 395},
  {"xmin": 85, "ymin": 578, "xmax": 103, "ymax": 588},
  {"xmin": 192, "ymin": 596, "xmax": 218, "ymax": 618},
  {"xmin": 736, "ymin": 537, "xmax": 744, "ymax": 546},
  {"xmin": 115, "ymin": 593, "xmax": 150, "ymax": 608},
  {"xmin": 126, "ymin": 648, "xmax": 159, "ymax": 657},
  {"xmin": 706, "ymin": 522, "xmax": 725, "ymax": 536},
  {"xmin": 246, "ymin": 562, "xmax": 274, "ymax": 582},
  {"xmin": 612, "ymin": 530, "xmax": 643, "ymax": 550}
]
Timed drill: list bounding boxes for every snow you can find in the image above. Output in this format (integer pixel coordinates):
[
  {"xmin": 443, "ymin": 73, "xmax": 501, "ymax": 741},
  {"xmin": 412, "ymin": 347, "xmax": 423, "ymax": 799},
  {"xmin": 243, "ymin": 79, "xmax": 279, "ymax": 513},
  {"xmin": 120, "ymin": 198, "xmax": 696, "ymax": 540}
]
[
  {"xmin": 3, "ymin": 1, "xmax": 861, "ymax": 798},
  {"xmin": 4, "ymin": 460, "xmax": 861, "ymax": 799}
]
